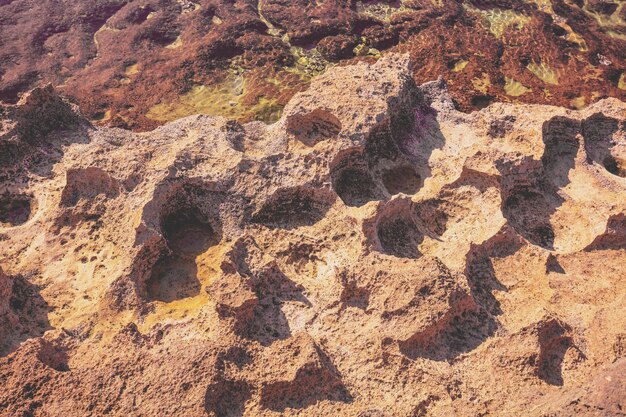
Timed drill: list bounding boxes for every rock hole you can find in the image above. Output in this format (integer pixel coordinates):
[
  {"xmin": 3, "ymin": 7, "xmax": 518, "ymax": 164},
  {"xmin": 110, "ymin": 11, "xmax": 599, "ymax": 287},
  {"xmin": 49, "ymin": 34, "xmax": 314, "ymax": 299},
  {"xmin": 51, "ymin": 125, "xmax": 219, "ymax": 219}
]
[
  {"xmin": 36, "ymin": 339, "xmax": 69, "ymax": 372},
  {"xmin": 146, "ymin": 256, "xmax": 201, "ymax": 303},
  {"xmin": 603, "ymin": 155, "xmax": 626, "ymax": 177},
  {"xmin": 584, "ymin": 213, "xmax": 626, "ymax": 251},
  {"xmin": 331, "ymin": 150, "xmax": 382, "ymax": 207},
  {"xmin": 502, "ymin": 188, "xmax": 556, "ymax": 249},
  {"xmin": 471, "ymin": 95, "xmax": 494, "ymax": 110},
  {"xmin": 413, "ymin": 199, "xmax": 456, "ymax": 238},
  {"xmin": 204, "ymin": 379, "xmax": 251, "ymax": 417},
  {"xmin": 536, "ymin": 319, "xmax": 574, "ymax": 386},
  {"xmin": 375, "ymin": 200, "xmax": 423, "ymax": 259},
  {"xmin": 286, "ymin": 108, "xmax": 342, "ymax": 146},
  {"xmin": 381, "ymin": 164, "xmax": 421, "ymax": 195},
  {"xmin": 582, "ymin": 113, "xmax": 625, "ymax": 178},
  {"xmin": 162, "ymin": 208, "xmax": 218, "ymax": 257},
  {"xmin": 399, "ymin": 307, "xmax": 495, "ymax": 361},
  {"xmin": 252, "ymin": 187, "xmax": 335, "ymax": 229},
  {"xmin": 0, "ymin": 192, "xmax": 33, "ymax": 226},
  {"xmin": 60, "ymin": 167, "xmax": 120, "ymax": 207}
]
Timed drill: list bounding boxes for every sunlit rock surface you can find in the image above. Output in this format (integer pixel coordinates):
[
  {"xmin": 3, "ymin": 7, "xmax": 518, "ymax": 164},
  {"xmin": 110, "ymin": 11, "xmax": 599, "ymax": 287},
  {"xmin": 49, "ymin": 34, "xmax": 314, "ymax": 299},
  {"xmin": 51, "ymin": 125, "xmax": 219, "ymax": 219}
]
[{"xmin": 0, "ymin": 55, "xmax": 624, "ymax": 416}]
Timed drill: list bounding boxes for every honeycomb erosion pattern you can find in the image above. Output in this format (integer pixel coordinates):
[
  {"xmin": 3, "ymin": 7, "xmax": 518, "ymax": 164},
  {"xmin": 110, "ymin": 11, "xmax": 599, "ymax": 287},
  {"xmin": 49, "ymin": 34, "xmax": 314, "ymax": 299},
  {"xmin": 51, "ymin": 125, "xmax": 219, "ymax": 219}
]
[{"xmin": 0, "ymin": 55, "xmax": 624, "ymax": 416}]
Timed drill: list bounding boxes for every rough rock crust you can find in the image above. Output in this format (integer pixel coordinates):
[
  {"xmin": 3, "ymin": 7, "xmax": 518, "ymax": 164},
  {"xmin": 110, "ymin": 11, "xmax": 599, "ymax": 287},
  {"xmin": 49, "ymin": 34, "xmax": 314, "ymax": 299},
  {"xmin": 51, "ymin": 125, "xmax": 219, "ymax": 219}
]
[{"xmin": 0, "ymin": 55, "xmax": 624, "ymax": 416}]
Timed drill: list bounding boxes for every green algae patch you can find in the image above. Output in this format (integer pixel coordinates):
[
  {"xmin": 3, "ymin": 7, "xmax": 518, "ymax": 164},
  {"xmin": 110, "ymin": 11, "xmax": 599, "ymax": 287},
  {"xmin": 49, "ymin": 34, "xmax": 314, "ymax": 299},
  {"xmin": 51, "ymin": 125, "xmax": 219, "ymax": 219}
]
[
  {"xmin": 570, "ymin": 96, "xmax": 586, "ymax": 110},
  {"xmin": 146, "ymin": 73, "xmax": 283, "ymax": 123},
  {"xmin": 464, "ymin": 4, "xmax": 531, "ymax": 38},
  {"xmin": 451, "ymin": 59, "xmax": 469, "ymax": 72},
  {"xmin": 472, "ymin": 73, "xmax": 491, "ymax": 94},
  {"xmin": 582, "ymin": 1, "xmax": 626, "ymax": 40},
  {"xmin": 527, "ymin": 61, "xmax": 559, "ymax": 85},
  {"xmin": 619, "ymin": 73, "xmax": 626, "ymax": 90},
  {"xmin": 356, "ymin": 1, "xmax": 409, "ymax": 22},
  {"xmin": 504, "ymin": 77, "xmax": 532, "ymax": 96}
]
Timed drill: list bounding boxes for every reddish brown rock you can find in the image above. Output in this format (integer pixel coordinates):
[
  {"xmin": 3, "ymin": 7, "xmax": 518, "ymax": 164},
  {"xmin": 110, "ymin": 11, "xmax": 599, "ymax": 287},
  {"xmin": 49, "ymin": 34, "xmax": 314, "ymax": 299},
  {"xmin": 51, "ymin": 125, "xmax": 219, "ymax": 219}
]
[{"xmin": 1, "ymin": 0, "xmax": 625, "ymax": 130}]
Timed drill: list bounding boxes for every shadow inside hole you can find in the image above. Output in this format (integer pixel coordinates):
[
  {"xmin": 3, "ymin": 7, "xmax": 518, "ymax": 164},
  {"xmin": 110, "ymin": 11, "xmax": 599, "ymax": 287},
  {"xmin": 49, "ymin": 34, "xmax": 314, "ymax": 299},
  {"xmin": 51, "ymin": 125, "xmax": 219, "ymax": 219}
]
[
  {"xmin": 332, "ymin": 164, "xmax": 381, "ymax": 207},
  {"xmin": 204, "ymin": 379, "xmax": 252, "ymax": 417},
  {"xmin": 536, "ymin": 320, "xmax": 574, "ymax": 386},
  {"xmin": 0, "ymin": 192, "xmax": 33, "ymax": 226},
  {"xmin": 381, "ymin": 165, "xmax": 421, "ymax": 195},
  {"xmin": 251, "ymin": 187, "xmax": 335, "ymax": 230},
  {"xmin": 377, "ymin": 216, "xmax": 423, "ymax": 259},
  {"xmin": 502, "ymin": 188, "xmax": 556, "ymax": 249},
  {"xmin": 244, "ymin": 268, "xmax": 311, "ymax": 346},
  {"xmin": 498, "ymin": 116, "xmax": 581, "ymax": 250},
  {"xmin": 603, "ymin": 155, "xmax": 626, "ymax": 177},
  {"xmin": 1, "ymin": 275, "xmax": 52, "ymax": 357},
  {"xmin": 582, "ymin": 113, "xmax": 624, "ymax": 178},
  {"xmin": 146, "ymin": 255, "xmax": 201, "ymax": 303},
  {"xmin": 398, "ymin": 308, "xmax": 497, "ymax": 362},
  {"xmin": 162, "ymin": 209, "xmax": 218, "ymax": 257}
]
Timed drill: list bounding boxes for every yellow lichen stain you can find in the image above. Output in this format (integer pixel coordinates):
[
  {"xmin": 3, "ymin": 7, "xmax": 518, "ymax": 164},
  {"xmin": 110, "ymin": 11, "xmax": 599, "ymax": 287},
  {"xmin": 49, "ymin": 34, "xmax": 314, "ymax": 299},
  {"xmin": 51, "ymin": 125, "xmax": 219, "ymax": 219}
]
[
  {"xmin": 125, "ymin": 63, "xmax": 140, "ymax": 76},
  {"xmin": 527, "ymin": 61, "xmax": 559, "ymax": 85},
  {"xmin": 353, "ymin": 37, "xmax": 382, "ymax": 58},
  {"xmin": 582, "ymin": 1, "xmax": 626, "ymax": 40},
  {"xmin": 139, "ymin": 242, "xmax": 229, "ymax": 332},
  {"xmin": 165, "ymin": 35, "xmax": 183, "ymax": 49},
  {"xmin": 290, "ymin": 46, "xmax": 330, "ymax": 76},
  {"xmin": 356, "ymin": 1, "xmax": 408, "ymax": 21},
  {"xmin": 504, "ymin": 77, "xmax": 532, "ymax": 96},
  {"xmin": 526, "ymin": 0, "xmax": 589, "ymax": 50},
  {"xmin": 472, "ymin": 73, "xmax": 491, "ymax": 94},
  {"xmin": 570, "ymin": 96, "xmax": 586, "ymax": 109},
  {"xmin": 562, "ymin": 23, "xmax": 589, "ymax": 51},
  {"xmin": 258, "ymin": 0, "xmax": 281, "ymax": 37},
  {"xmin": 92, "ymin": 110, "xmax": 112, "ymax": 123},
  {"xmin": 619, "ymin": 73, "xmax": 626, "ymax": 90},
  {"xmin": 452, "ymin": 59, "xmax": 469, "ymax": 73}
]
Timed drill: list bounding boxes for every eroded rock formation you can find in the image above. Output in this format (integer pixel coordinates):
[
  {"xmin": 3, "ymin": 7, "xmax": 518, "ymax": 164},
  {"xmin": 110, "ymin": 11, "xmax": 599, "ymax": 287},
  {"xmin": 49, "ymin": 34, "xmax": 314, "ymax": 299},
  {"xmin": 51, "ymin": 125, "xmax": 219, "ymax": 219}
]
[{"xmin": 0, "ymin": 55, "xmax": 624, "ymax": 416}]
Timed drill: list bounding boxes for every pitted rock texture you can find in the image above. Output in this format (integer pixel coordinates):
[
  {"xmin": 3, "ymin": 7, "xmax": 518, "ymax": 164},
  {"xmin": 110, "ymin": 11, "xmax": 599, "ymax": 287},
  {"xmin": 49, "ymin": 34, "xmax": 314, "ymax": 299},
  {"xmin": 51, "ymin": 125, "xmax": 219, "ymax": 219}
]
[
  {"xmin": 0, "ymin": 55, "xmax": 625, "ymax": 416},
  {"xmin": 1, "ymin": 0, "xmax": 626, "ymax": 130}
]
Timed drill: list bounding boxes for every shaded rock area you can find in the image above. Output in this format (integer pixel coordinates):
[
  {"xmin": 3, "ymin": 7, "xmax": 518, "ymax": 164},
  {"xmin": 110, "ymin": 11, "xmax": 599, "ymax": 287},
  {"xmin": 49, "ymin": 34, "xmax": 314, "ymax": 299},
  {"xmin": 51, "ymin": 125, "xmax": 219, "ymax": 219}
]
[
  {"xmin": 1, "ymin": 0, "xmax": 626, "ymax": 130},
  {"xmin": 0, "ymin": 55, "xmax": 624, "ymax": 416}
]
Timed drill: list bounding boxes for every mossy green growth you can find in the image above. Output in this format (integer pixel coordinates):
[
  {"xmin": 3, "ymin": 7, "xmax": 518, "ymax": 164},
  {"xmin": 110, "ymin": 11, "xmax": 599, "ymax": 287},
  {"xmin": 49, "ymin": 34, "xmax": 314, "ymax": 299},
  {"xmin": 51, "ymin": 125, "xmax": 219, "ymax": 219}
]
[
  {"xmin": 527, "ymin": 61, "xmax": 559, "ymax": 85},
  {"xmin": 504, "ymin": 77, "xmax": 532, "ymax": 96},
  {"xmin": 619, "ymin": 73, "xmax": 626, "ymax": 90},
  {"xmin": 356, "ymin": 1, "xmax": 409, "ymax": 22},
  {"xmin": 464, "ymin": 4, "xmax": 531, "ymax": 38},
  {"xmin": 146, "ymin": 72, "xmax": 283, "ymax": 124}
]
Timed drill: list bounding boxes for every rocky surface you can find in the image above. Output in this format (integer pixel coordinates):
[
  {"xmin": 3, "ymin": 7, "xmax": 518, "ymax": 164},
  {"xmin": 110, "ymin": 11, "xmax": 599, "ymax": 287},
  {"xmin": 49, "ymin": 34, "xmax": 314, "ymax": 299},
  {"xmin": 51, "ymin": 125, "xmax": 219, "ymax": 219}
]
[
  {"xmin": 1, "ymin": 0, "xmax": 626, "ymax": 130},
  {"xmin": 0, "ymin": 55, "xmax": 625, "ymax": 416}
]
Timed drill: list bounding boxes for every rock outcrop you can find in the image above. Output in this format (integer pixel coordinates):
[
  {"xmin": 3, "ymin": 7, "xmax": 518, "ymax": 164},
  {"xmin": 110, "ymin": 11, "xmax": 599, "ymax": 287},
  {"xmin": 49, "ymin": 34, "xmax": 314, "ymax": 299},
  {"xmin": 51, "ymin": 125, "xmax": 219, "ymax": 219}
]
[{"xmin": 0, "ymin": 55, "xmax": 624, "ymax": 416}]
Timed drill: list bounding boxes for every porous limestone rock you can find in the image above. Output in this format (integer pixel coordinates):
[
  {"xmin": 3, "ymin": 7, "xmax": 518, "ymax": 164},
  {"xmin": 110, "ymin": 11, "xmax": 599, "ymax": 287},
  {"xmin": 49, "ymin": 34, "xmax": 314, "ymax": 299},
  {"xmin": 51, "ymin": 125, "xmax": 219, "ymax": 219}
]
[{"xmin": 0, "ymin": 55, "xmax": 624, "ymax": 416}]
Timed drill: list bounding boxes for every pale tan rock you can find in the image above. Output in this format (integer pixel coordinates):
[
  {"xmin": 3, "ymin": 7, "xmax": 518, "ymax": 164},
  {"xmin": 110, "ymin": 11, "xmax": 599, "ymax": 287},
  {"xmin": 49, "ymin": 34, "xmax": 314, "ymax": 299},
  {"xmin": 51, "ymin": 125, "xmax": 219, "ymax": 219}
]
[{"xmin": 0, "ymin": 55, "xmax": 624, "ymax": 416}]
